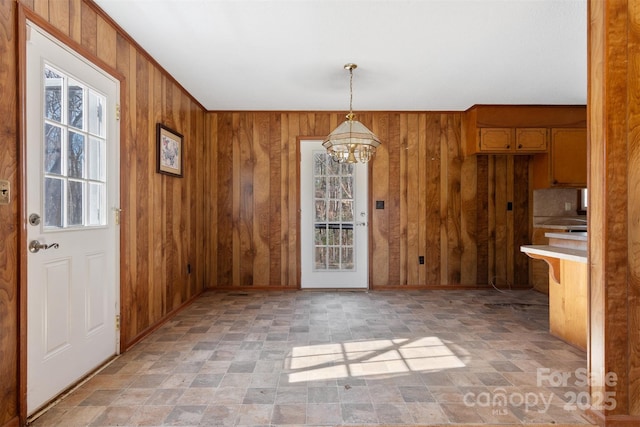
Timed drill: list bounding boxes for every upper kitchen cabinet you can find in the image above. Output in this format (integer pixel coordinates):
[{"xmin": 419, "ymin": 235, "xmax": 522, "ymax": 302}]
[
  {"xmin": 464, "ymin": 105, "xmax": 586, "ymax": 156},
  {"xmin": 478, "ymin": 127, "xmax": 548, "ymax": 153},
  {"xmin": 533, "ymin": 128, "xmax": 588, "ymax": 188}
]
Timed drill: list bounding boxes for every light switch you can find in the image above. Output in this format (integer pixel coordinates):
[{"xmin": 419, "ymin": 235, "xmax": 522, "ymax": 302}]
[{"xmin": 0, "ymin": 180, "xmax": 9, "ymax": 205}]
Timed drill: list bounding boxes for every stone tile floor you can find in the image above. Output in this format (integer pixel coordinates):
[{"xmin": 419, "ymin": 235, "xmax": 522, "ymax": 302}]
[{"xmin": 29, "ymin": 289, "xmax": 594, "ymax": 426}]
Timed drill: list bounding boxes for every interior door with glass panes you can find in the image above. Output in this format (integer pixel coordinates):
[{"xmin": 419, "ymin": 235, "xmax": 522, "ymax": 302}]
[
  {"xmin": 26, "ymin": 24, "xmax": 119, "ymax": 415},
  {"xmin": 300, "ymin": 140, "xmax": 369, "ymax": 289}
]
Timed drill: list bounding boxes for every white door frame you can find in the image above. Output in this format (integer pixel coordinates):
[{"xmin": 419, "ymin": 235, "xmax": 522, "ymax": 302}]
[{"xmin": 19, "ymin": 18, "xmax": 122, "ymax": 419}]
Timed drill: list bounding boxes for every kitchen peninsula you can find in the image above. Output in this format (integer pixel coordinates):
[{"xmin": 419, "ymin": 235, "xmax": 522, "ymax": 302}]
[{"xmin": 521, "ymin": 231, "xmax": 587, "ymax": 350}]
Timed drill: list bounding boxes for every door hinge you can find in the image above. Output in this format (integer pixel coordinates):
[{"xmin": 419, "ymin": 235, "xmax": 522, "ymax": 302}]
[
  {"xmin": 115, "ymin": 314, "xmax": 120, "ymax": 330},
  {"xmin": 116, "ymin": 104, "xmax": 120, "ymax": 121}
]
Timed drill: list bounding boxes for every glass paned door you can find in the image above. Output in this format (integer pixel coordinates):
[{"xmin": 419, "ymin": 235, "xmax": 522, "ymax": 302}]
[
  {"xmin": 26, "ymin": 24, "xmax": 119, "ymax": 416},
  {"xmin": 300, "ymin": 140, "xmax": 368, "ymax": 289}
]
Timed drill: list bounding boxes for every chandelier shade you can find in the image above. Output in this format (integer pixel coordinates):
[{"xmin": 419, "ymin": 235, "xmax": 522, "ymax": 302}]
[{"xmin": 323, "ymin": 64, "xmax": 381, "ymax": 163}]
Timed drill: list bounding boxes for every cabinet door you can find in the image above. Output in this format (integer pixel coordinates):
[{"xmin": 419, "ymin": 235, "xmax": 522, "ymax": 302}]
[
  {"xmin": 479, "ymin": 128, "xmax": 514, "ymax": 151},
  {"xmin": 550, "ymin": 129, "xmax": 587, "ymax": 187},
  {"xmin": 516, "ymin": 128, "xmax": 548, "ymax": 152}
]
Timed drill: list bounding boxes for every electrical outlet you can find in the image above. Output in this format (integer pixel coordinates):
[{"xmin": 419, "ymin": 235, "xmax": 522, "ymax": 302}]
[
  {"xmin": 0, "ymin": 180, "xmax": 9, "ymax": 205},
  {"xmin": 565, "ymin": 202, "xmax": 572, "ymax": 211},
  {"xmin": 418, "ymin": 256, "xmax": 425, "ymax": 264}
]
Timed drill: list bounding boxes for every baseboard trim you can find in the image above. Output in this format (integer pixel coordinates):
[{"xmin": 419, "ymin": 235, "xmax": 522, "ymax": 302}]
[
  {"xmin": 585, "ymin": 408, "xmax": 640, "ymax": 427},
  {"xmin": 203, "ymin": 285, "xmax": 532, "ymax": 292}
]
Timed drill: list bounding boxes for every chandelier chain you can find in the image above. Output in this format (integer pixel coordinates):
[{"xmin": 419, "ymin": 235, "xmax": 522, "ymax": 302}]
[{"xmin": 349, "ymin": 67, "xmax": 354, "ymax": 115}]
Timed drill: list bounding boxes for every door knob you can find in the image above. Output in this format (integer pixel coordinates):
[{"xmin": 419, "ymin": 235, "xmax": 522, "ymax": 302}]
[{"xmin": 28, "ymin": 240, "xmax": 59, "ymax": 253}]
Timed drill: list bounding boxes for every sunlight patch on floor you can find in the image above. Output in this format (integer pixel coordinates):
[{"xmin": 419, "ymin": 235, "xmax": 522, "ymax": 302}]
[{"xmin": 286, "ymin": 336, "xmax": 467, "ymax": 383}]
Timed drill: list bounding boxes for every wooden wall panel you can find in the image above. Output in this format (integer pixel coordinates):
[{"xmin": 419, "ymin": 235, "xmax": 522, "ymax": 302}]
[
  {"xmin": 627, "ymin": 0, "xmax": 640, "ymax": 415},
  {"xmin": 371, "ymin": 114, "xmax": 390, "ymax": 286},
  {"xmin": 48, "ymin": 0, "xmax": 69, "ymax": 36},
  {"xmin": 425, "ymin": 115, "xmax": 441, "ymax": 285},
  {"xmin": 210, "ymin": 111, "xmax": 530, "ymax": 289},
  {"xmin": 444, "ymin": 114, "xmax": 463, "ymax": 284},
  {"xmin": 402, "ymin": 114, "xmax": 414, "ymax": 285},
  {"xmin": 476, "ymin": 156, "xmax": 489, "ymax": 284},
  {"xmin": 80, "ymin": 1, "xmax": 95, "ymax": 55},
  {"xmin": 387, "ymin": 114, "xmax": 401, "ymax": 285},
  {"xmin": 513, "ymin": 156, "xmax": 531, "ymax": 286},
  {"xmin": 254, "ymin": 113, "xmax": 271, "ymax": 285},
  {"xmin": 0, "ymin": 1, "xmax": 19, "ymax": 424},
  {"xmin": 68, "ymin": 0, "xmax": 81, "ymax": 43},
  {"xmin": 217, "ymin": 113, "xmax": 233, "ymax": 285},
  {"xmin": 205, "ymin": 113, "xmax": 218, "ymax": 291},
  {"xmin": 587, "ymin": 0, "xmax": 640, "ymax": 423},
  {"xmin": 268, "ymin": 114, "xmax": 282, "ymax": 286}
]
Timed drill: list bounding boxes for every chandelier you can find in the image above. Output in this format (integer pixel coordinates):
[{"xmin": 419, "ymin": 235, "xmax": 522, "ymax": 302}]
[{"xmin": 323, "ymin": 63, "xmax": 381, "ymax": 163}]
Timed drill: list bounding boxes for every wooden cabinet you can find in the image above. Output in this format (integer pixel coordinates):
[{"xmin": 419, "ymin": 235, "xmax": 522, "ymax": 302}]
[
  {"xmin": 479, "ymin": 128, "xmax": 513, "ymax": 151},
  {"xmin": 516, "ymin": 128, "xmax": 549, "ymax": 151},
  {"xmin": 464, "ymin": 105, "xmax": 585, "ymax": 156},
  {"xmin": 533, "ymin": 128, "xmax": 587, "ymax": 188},
  {"xmin": 522, "ymin": 233, "xmax": 588, "ymax": 350},
  {"xmin": 550, "ymin": 129, "xmax": 587, "ymax": 187},
  {"xmin": 478, "ymin": 128, "xmax": 548, "ymax": 153},
  {"xmin": 549, "ymin": 258, "xmax": 588, "ymax": 350}
]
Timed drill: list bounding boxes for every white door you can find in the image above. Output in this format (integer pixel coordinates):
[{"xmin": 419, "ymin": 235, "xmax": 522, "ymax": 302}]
[
  {"xmin": 300, "ymin": 140, "xmax": 369, "ymax": 289},
  {"xmin": 26, "ymin": 24, "xmax": 120, "ymax": 415}
]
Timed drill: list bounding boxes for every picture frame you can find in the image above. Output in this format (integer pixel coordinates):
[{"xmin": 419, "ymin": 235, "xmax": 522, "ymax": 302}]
[{"xmin": 156, "ymin": 123, "xmax": 183, "ymax": 177}]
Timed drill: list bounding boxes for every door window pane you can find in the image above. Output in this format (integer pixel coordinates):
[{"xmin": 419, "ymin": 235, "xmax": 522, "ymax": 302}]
[
  {"xmin": 314, "ymin": 177, "xmax": 326, "ymax": 198},
  {"xmin": 315, "ymin": 200, "xmax": 326, "ymax": 222},
  {"xmin": 67, "ymin": 180, "xmax": 84, "ymax": 226},
  {"xmin": 44, "ymin": 177, "xmax": 63, "ymax": 227},
  {"xmin": 87, "ymin": 137, "xmax": 106, "ymax": 181},
  {"xmin": 88, "ymin": 90, "xmax": 105, "ymax": 137},
  {"xmin": 44, "ymin": 123, "xmax": 62, "ymax": 174},
  {"xmin": 44, "ymin": 68, "xmax": 63, "ymax": 122},
  {"xmin": 313, "ymin": 153, "xmax": 326, "ymax": 175},
  {"xmin": 88, "ymin": 182, "xmax": 105, "ymax": 226},
  {"xmin": 67, "ymin": 78, "xmax": 84, "ymax": 130},
  {"xmin": 312, "ymin": 152, "xmax": 356, "ymax": 272},
  {"xmin": 68, "ymin": 131, "xmax": 85, "ymax": 178},
  {"xmin": 341, "ymin": 200, "xmax": 354, "ymax": 221}
]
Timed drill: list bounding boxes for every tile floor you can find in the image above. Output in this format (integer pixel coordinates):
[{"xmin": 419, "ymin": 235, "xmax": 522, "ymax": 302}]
[{"xmin": 30, "ymin": 289, "xmax": 594, "ymax": 426}]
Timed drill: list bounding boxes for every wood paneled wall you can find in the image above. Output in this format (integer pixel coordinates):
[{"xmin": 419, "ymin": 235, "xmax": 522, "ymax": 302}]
[
  {"xmin": 0, "ymin": 1, "xmax": 209, "ymax": 424},
  {"xmin": 0, "ymin": 0, "xmax": 19, "ymax": 424},
  {"xmin": 586, "ymin": 0, "xmax": 640, "ymax": 424},
  {"xmin": 209, "ymin": 111, "xmax": 531, "ymax": 289}
]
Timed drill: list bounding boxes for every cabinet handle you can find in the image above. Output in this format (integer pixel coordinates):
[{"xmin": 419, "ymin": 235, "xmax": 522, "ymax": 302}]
[
  {"xmin": 518, "ymin": 144, "xmax": 523, "ymax": 149},
  {"xmin": 506, "ymin": 145, "xmax": 510, "ymax": 149}
]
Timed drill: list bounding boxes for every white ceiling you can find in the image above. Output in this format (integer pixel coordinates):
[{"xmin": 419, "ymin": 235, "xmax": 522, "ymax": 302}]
[{"xmin": 93, "ymin": 0, "xmax": 587, "ymax": 112}]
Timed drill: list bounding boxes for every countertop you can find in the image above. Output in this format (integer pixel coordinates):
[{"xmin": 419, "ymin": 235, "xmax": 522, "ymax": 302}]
[
  {"xmin": 533, "ymin": 216, "xmax": 587, "ymax": 231},
  {"xmin": 520, "ymin": 245, "xmax": 587, "ymax": 263},
  {"xmin": 535, "ymin": 224, "xmax": 587, "ymax": 231},
  {"xmin": 545, "ymin": 231, "xmax": 587, "ymax": 241}
]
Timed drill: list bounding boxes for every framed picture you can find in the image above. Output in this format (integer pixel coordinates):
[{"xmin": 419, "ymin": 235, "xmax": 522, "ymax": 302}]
[{"xmin": 156, "ymin": 123, "xmax": 183, "ymax": 177}]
